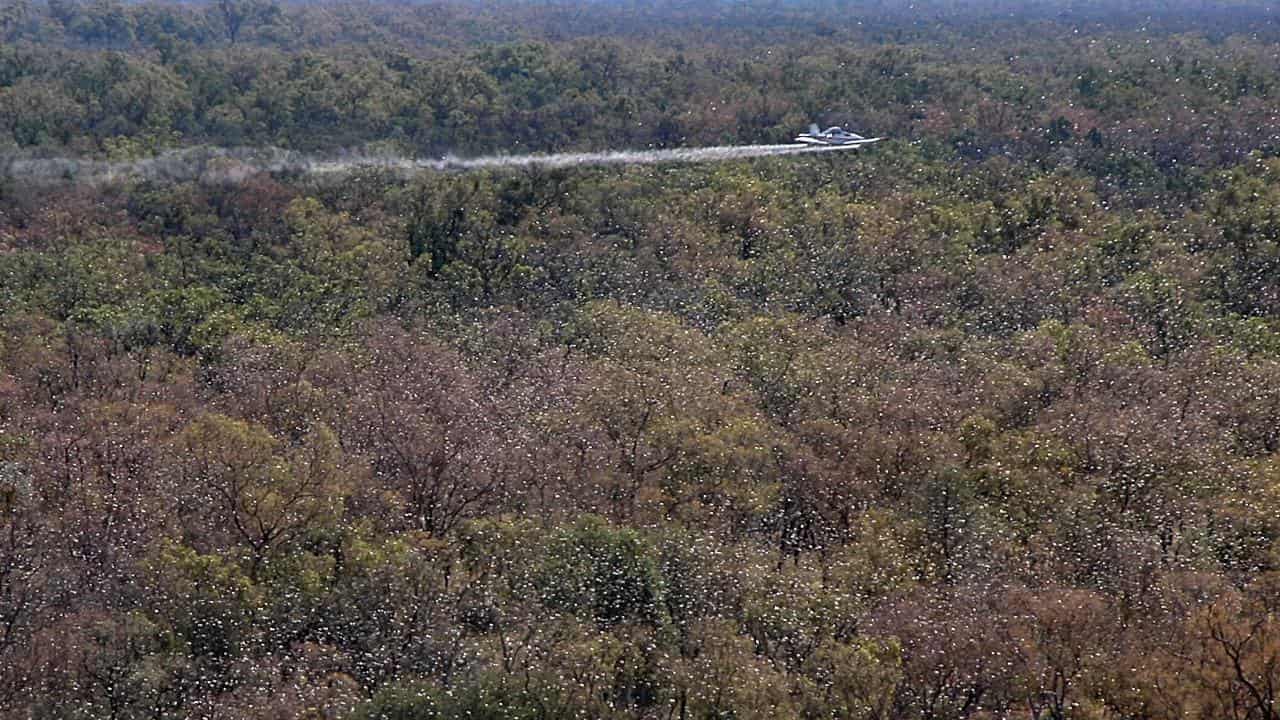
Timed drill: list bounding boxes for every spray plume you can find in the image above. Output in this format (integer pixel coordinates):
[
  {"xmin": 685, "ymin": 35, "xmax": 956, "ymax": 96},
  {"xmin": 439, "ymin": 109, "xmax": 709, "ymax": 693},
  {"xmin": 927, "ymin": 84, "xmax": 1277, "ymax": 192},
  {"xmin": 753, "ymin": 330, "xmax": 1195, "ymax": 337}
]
[{"xmin": 1, "ymin": 142, "xmax": 875, "ymax": 185}]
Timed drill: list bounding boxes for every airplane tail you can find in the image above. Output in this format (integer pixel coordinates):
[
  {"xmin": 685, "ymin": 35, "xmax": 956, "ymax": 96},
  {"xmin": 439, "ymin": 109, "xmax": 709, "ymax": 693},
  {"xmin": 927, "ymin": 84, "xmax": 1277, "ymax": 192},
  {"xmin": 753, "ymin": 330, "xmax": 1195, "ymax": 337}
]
[{"xmin": 809, "ymin": 123, "xmax": 821, "ymax": 136}]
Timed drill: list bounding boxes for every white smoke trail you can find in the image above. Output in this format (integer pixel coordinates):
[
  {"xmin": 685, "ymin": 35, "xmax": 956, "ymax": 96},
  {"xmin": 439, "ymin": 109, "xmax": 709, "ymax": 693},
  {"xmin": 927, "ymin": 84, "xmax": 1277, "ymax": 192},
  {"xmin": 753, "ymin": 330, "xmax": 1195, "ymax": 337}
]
[
  {"xmin": 1, "ymin": 141, "xmax": 878, "ymax": 185},
  {"xmin": 313, "ymin": 141, "xmax": 877, "ymax": 174}
]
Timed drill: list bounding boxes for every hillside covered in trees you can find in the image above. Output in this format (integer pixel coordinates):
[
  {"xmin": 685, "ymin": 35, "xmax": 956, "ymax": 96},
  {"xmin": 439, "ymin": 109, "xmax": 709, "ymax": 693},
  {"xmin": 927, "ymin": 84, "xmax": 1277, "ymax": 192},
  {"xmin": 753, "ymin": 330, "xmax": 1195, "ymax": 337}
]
[{"xmin": 4, "ymin": 1, "xmax": 1280, "ymax": 718}]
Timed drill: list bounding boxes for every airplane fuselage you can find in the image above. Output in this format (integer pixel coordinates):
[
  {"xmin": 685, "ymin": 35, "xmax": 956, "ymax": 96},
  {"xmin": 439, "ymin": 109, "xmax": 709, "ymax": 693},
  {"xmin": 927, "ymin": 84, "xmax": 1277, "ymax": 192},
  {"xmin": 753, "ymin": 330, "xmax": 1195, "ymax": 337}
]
[
  {"xmin": 794, "ymin": 135, "xmax": 883, "ymax": 146},
  {"xmin": 794, "ymin": 125, "xmax": 881, "ymax": 146}
]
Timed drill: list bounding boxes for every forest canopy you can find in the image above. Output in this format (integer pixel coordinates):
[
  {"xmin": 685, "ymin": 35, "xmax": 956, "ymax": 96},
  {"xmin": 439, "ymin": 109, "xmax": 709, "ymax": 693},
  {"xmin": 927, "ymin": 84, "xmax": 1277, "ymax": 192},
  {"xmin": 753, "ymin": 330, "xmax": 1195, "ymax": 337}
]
[{"xmin": 4, "ymin": 1, "xmax": 1280, "ymax": 718}]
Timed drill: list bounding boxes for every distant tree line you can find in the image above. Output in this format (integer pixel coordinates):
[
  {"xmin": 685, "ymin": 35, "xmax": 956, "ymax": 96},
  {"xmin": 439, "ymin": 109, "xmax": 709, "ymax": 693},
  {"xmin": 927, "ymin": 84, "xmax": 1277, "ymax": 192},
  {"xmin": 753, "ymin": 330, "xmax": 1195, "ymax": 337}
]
[{"xmin": 0, "ymin": 0, "xmax": 1277, "ymax": 168}]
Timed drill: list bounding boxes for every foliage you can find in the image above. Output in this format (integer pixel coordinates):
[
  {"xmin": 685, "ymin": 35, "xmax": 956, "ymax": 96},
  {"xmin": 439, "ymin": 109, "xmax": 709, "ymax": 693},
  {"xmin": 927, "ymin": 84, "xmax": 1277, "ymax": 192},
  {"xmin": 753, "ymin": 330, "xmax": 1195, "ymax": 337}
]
[{"xmin": 4, "ymin": 2, "xmax": 1280, "ymax": 719}]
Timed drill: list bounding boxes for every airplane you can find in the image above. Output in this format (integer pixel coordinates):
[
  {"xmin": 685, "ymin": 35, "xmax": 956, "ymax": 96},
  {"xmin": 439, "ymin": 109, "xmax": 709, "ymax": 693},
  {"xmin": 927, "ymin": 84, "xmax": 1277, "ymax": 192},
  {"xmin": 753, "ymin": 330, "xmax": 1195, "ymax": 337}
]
[{"xmin": 794, "ymin": 124, "xmax": 882, "ymax": 146}]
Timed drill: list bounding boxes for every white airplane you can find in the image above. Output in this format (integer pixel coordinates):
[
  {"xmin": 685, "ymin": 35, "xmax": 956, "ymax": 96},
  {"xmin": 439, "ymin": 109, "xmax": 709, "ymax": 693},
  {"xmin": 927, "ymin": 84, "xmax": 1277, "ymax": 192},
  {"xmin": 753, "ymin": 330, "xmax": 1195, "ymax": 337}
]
[{"xmin": 795, "ymin": 124, "xmax": 882, "ymax": 146}]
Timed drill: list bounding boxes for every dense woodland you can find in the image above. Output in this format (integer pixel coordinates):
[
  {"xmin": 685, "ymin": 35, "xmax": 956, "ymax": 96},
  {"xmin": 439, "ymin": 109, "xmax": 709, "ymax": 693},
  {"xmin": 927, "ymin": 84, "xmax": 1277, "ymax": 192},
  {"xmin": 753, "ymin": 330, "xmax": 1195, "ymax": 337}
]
[{"xmin": 4, "ymin": 1, "xmax": 1280, "ymax": 718}]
